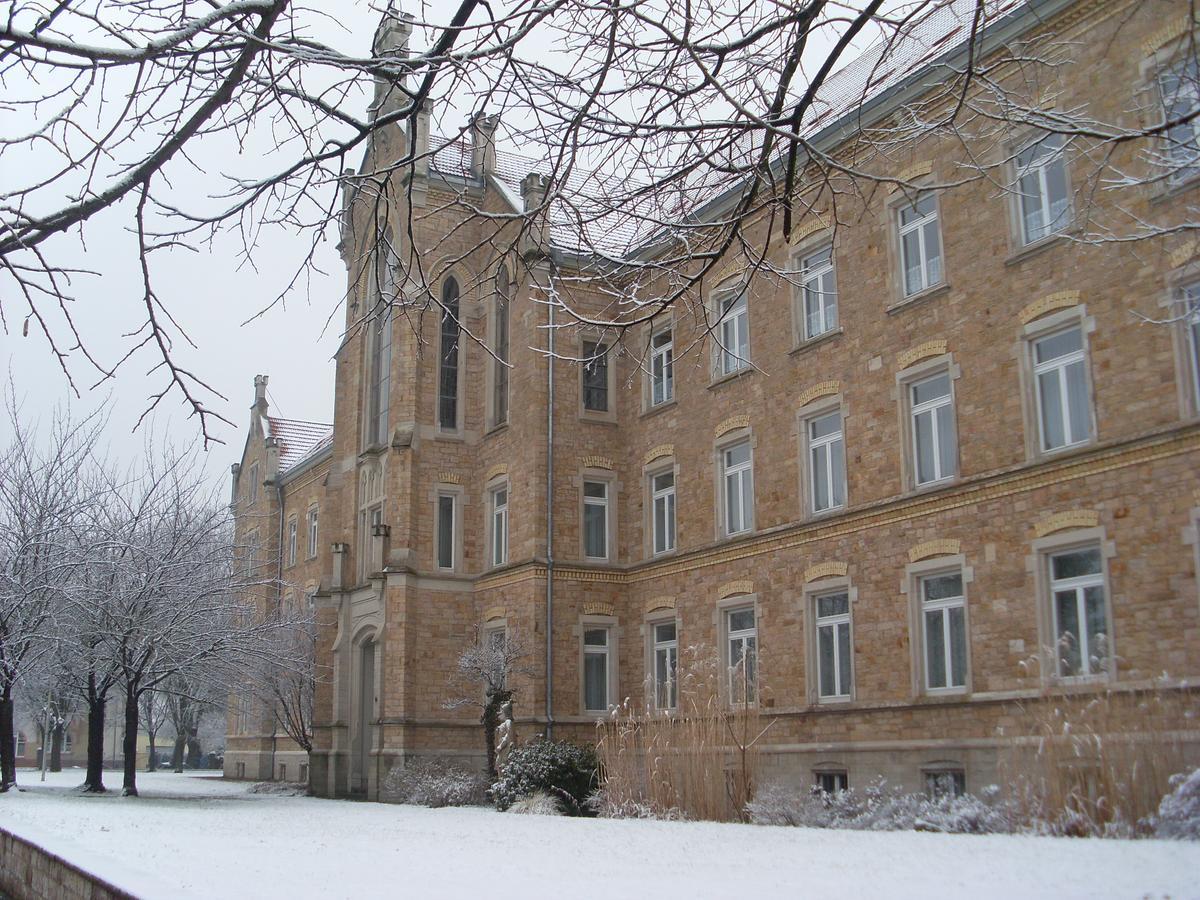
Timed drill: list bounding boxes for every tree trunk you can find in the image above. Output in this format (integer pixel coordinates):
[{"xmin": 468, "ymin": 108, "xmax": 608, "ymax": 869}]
[
  {"xmin": 122, "ymin": 685, "xmax": 139, "ymax": 796},
  {"xmin": 171, "ymin": 735, "xmax": 185, "ymax": 773},
  {"xmin": 146, "ymin": 730, "xmax": 157, "ymax": 772},
  {"xmin": 185, "ymin": 735, "xmax": 201, "ymax": 769},
  {"xmin": 481, "ymin": 689, "xmax": 512, "ymax": 779},
  {"xmin": 50, "ymin": 724, "xmax": 64, "ymax": 772},
  {"xmin": 83, "ymin": 680, "xmax": 107, "ymax": 793},
  {"xmin": 0, "ymin": 691, "xmax": 16, "ymax": 790}
]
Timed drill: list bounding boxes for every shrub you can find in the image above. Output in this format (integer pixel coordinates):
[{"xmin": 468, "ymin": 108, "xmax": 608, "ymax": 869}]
[
  {"xmin": 383, "ymin": 759, "xmax": 488, "ymax": 808},
  {"xmin": 491, "ymin": 739, "xmax": 598, "ymax": 815},
  {"xmin": 1153, "ymin": 768, "xmax": 1200, "ymax": 840},
  {"xmin": 506, "ymin": 791, "xmax": 564, "ymax": 816}
]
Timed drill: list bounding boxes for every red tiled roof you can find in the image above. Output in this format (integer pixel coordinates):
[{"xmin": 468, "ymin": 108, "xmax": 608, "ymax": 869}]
[{"xmin": 266, "ymin": 417, "xmax": 334, "ymax": 474}]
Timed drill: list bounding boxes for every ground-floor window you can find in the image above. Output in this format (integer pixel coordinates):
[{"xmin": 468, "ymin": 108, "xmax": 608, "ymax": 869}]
[
  {"xmin": 924, "ymin": 769, "xmax": 965, "ymax": 798},
  {"xmin": 814, "ymin": 770, "xmax": 848, "ymax": 795}
]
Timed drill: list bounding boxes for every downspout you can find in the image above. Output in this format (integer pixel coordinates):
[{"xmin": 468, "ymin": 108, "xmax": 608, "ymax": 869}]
[
  {"xmin": 272, "ymin": 479, "xmax": 285, "ymax": 779},
  {"xmin": 545, "ymin": 260, "xmax": 556, "ymax": 741}
]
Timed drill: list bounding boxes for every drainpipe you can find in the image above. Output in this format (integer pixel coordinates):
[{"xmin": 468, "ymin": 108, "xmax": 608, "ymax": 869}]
[
  {"xmin": 272, "ymin": 478, "xmax": 285, "ymax": 779},
  {"xmin": 545, "ymin": 261, "xmax": 555, "ymax": 741}
]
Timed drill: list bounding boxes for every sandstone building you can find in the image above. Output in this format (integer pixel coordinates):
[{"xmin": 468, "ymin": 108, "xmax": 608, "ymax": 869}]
[{"xmin": 228, "ymin": 0, "xmax": 1200, "ymax": 801}]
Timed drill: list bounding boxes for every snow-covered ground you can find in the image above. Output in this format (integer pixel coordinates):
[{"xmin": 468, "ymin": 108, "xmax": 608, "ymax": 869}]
[{"xmin": 1, "ymin": 769, "xmax": 1198, "ymax": 899}]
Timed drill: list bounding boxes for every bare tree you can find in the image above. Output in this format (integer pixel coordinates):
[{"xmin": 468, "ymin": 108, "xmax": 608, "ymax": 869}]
[
  {"xmin": 4, "ymin": 1, "xmax": 1195, "ymax": 442},
  {"xmin": 444, "ymin": 625, "xmax": 532, "ymax": 778},
  {"xmin": 163, "ymin": 672, "xmax": 223, "ymax": 772},
  {"xmin": 139, "ymin": 683, "xmax": 169, "ymax": 771},
  {"xmin": 250, "ymin": 599, "xmax": 319, "ymax": 756}
]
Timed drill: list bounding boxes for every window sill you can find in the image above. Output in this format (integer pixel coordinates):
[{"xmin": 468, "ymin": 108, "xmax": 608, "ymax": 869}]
[
  {"xmin": 908, "ymin": 474, "xmax": 960, "ymax": 496},
  {"xmin": 885, "ymin": 282, "xmax": 950, "ymax": 315},
  {"xmin": 432, "ymin": 430, "xmax": 466, "ymax": 443},
  {"xmin": 708, "ymin": 366, "xmax": 755, "ymax": 391},
  {"xmin": 1028, "ymin": 437, "xmax": 1096, "ymax": 466},
  {"xmin": 790, "ymin": 327, "xmax": 844, "ymax": 356},
  {"xmin": 1004, "ymin": 231, "xmax": 1070, "ymax": 267},
  {"xmin": 358, "ymin": 443, "xmax": 388, "ymax": 460},
  {"xmin": 579, "ymin": 411, "xmax": 618, "ymax": 426},
  {"xmin": 648, "ymin": 548, "xmax": 678, "ymax": 563},
  {"xmin": 1149, "ymin": 171, "xmax": 1200, "ymax": 206},
  {"xmin": 640, "ymin": 398, "xmax": 678, "ymax": 420},
  {"xmin": 805, "ymin": 503, "xmax": 847, "ymax": 522},
  {"xmin": 483, "ymin": 422, "xmax": 509, "ymax": 439}
]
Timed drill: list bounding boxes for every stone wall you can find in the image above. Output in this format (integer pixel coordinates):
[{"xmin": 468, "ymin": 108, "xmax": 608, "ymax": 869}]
[{"xmin": 0, "ymin": 827, "xmax": 137, "ymax": 900}]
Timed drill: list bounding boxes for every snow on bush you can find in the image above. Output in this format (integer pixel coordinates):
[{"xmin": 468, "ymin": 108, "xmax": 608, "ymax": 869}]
[
  {"xmin": 506, "ymin": 791, "xmax": 565, "ymax": 816},
  {"xmin": 248, "ymin": 782, "xmax": 309, "ymax": 797},
  {"xmin": 383, "ymin": 759, "xmax": 487, "ymax": 808},
  {"xmin": 491, "ymin": 739, "xmax": 598, "ymax": 815},
  {"xmin": 1152, "ymin": 768, "xmax": 1200, "ymax": 840},
  {"xmin": 587, "ymin": 788, "xmax": 689, "ymax": 820},
  {"xmin": 747, "ymin": 779, "xmax": 1013, "ymax": 834}
]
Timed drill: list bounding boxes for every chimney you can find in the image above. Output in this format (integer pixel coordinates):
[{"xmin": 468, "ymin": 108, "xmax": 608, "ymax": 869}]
[
  {"xmin": 229, "ymin": 463, "xmax": 241, "ymax": 510},
  {"xmin": 253, "ymin": 375, "xmax": 269, "ymax": 415},
  {"xmin": 370, "ymin": 5, "xmax": 414, "ymax": 123},
  {"xmin": 520, "ymin": 172, "xmax": 551, "ymax": 256},
  {"xmin": 469, "ymin": 113, "xmax": 499, "ymax": 179},
  {"xmin": 412, "ymin": 99, "xmax": 431, "ymax": 179}
]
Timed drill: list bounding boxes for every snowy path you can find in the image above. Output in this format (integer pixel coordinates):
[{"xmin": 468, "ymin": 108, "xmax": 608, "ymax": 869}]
[{"xmin": 1, "ymin": 770, "xmax": 1198, "ymax": 899}]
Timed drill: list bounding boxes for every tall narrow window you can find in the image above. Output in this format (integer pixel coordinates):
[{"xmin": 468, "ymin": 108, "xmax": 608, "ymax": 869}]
[
  {"xmin": 808, "ymin": 410, "xmax": 846, "ymax": 513},
  {"xmin": 1049, "ymin": 546, "xmax": 1108, "ymax": 678},
  {"xmin": 651, "ymin": 470, "xmax": 676, "ymax": 556},
  {"xmin": 15, "ymin": 734, "xmax": 25, "ymax": 758},
  {"xmin": 910, "ymin": 372, "xmax": 957, "ymax": 485},
  {"xmin": 583, "ymin": 628, "xmax": 610, "ymax": 712},
  {"xmin": 1015, "ymin": 134, "xmax": 1070, "ymax": 245},
  {"xmin": 366, "ymin": 305, "xmax": 392, "ymax": 446},
  {"xmin": 307, "ymin": 507, "xmax": 319, "ymax": 559},
  {"xmin": 1187, "ymin": 284, "xmax": 1200, "ymax": 404},
  {"xmin": 246, "ymin": 463, "xmax": 258, "ymax": 504},
  {"xmin": 718, "ymin": 290, "xmax": 749, "ymax": 375},
  {"xmin": 583, "ymin": 480, "xmax": 609, "ymax": 560},
  {"xmin": 437, "ymin": 493, "xmax": 456, "ymax": 570},
  {"xmin": 1033, "ymin": 326, "xmax": 1090, "ymax": 451},
  {"xmin": 722, "ymin": 441, "xmax": 753, "ymax": 536},
  {"xmin": 801, "ymin": 245, "xmax": 838, "ymax": 340},
  {"xmin": 898, "ymin": 194, "xmax": 943, "ymax": 296},
  {"xmin": 287, "ymin": 520, "xmax": 297, "ymax": 567},
  {"xmin": 651, "ymin": 327, "xmax": 674, "ymax": 406},
  {"xmin": 653, "ymin": 621, "xmax": 678, "ymax": 710},
  {"xmin": 493, "ymin": 267, "xmax": 510, "ymax": 427},
  {"xmin": 726, "ymin": 606, "xmax": 757, "ymax": 704},
  {"xmin": 582, "ymin": 341, "xmax": 610, "ymax": 412},
  {"xmin": 921, "ymin": 572, "xmax": 967, "ymax": 691},
  {"xmin": 491, "ymin": 486, "xmax": 508, "ymax": 567},
  {"xmin": 486, "ymin": 626, "xmax": 507, "ymax": 690},
  {"xmin": 1160, "ymin": 57, "xmax": 1200, "ymax": 184},
  {"xmin": 815, "ymin": 592, "xmax": 852, "ymax": 700},
  {"xmin": 438, "ymin": 278, "xmax": 461, "ymax": 430}
]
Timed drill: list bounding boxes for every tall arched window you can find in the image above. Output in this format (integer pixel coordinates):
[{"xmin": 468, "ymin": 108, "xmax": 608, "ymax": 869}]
[
  {"xmin": 492, "ymin": 265, "xmax": 511, "ymax": 427},
  {"xmin": 365, "ymin": 232, "xmax": 394, "ymax": 447},
  {"xmin": 438, "ymin": 277, "xmax": 461, "ymax": 430}
]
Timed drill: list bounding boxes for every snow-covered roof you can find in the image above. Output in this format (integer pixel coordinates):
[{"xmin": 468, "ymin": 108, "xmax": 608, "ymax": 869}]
[
  {"xmin": 266, "ymin": 417, "xmax": 334, "ymax": 475},
  {"xmin": 429, "ymin": 0, "xmax": 1029, "ymax": 258}
]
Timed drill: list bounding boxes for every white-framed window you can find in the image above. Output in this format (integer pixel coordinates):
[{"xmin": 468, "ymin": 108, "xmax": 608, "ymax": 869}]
[
  {"xmin": 63, "ymin": 731, "xmax": 73, "ymax": 754},
  {"xmin": 920, "ymin": 571, "xmax": 967, "ymax": 691},
  {"xmin": 717, "ymin": 289, "xmax": 749, "ymax": 375},
  {"xmin": 1181, "ymin": 282, "xmax": 1200, "ymax": 411},
  {"xmin": 358, "ymin": 464, "xmax": 384, "ymax": 580},
  {"xmin": 436, "ymin": 492, "xmax": 456, "ymax": 570},
  {"xmin": 15, "ymin": 733, "xmax": 25, "ymax": 758},
  {"xmin": 815, "ymin": 770, "xmax": 848, "ymax": 795},
  {"xmin": 1033, "ymin": 325, "xmax": 1091, "ymax": 452},
  {"xmin": 582, "ymin": 480, "xmax": 609, "ymax": 560},
  {"xmin": 438, "ymin": 277, "xmax": 462, "ymax": 431},
  {"xmin": 807, "ymin": 409, "xmax": 846, "ymax": 513},
  {"xmin": 1015, "ymin": 133, "xmax": 1070, "ymax": 245},
  {"xmin": 924, "ymin": 769, "xmax": 966, "ymax": 798},
  {"xmin": 897, "ymin": 193, "xmax": 943, "ymax": 296},
  {"xmin": 491, "ymin": 266, "xmax": 511, "ymax": 428},
  {"xmin": 287, "ymin": 518, "xmax": 298, "ymax": 567},
  {"xmin": 910, "ymin": 372, "xmax": 957, "ymax": 485},
  {"xmin": 814, "ymin": 591, "xmax": 852, "ymax": 701},
  {"xmin": 582, "ymin": 340, "xmax": 610, "ymax": 413},
  {"xmin": 583, "ymin": 627, "xmax": 611, "ymax": 712},
  {"xmin": 800, "ymin": 245, "xmax": 838, "ymax": 340},
  {"xmin": 651, "ymin": 470, "xmax": 676, "ymax": 556},
  {"xmin": 490, "ymin": 485, "xmax": 509, "ymax": 568},
  {"xmin": 650, "ymin": 326, "xmax": 674, "ymax": 406},
  {"xmin": 1049, "ymin": 545, "xmax": 1109, "ymax": 678},
  {"xmin": 307, "ymin": 506, "xmax": 319, "ymax": 559},
  {"xmin": 652, "ymin": 620, "xmax": 678, "ymax": 711},
  {"xmin": 1159, "ymin": 56, "xmax": 1200, "ymax": 184},
  {"xmin": 721, "ymin": 440, "xmax": 753, "ymax": 536},
  {"xmin": 725, "ymin": 605, "xmax": 757, "ymax": 704}
]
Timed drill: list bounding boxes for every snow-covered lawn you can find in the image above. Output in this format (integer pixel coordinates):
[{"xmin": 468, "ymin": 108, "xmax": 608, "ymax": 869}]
[{"xmin": 1, "ymin": 769, "xmax": 1198, "ymax": 899}]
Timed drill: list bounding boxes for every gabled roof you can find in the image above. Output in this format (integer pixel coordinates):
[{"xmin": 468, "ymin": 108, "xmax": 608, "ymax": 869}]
[{"xmin": 266, "ymin": 417, "xmax": 334, "ymax": 475}]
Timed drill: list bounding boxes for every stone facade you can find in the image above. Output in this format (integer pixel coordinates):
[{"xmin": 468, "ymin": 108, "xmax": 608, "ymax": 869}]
[{"xmin": 230, "ymin": 0, "xmax": 1200, "ymax": 800}]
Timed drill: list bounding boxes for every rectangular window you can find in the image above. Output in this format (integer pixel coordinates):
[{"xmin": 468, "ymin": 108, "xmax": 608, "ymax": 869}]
[
  {"xmin": 801, "ymin": 246, "xmax": 838, "ymax": 340},
  {"xmin": 582, "ymin": 341, "xmax": 610, "ymax": 412},
  {"xmin": 815, "ymin": 770, "xmax": 848, "ymax": 794},
  {"xmin": 583, "ymin": 480, "xmax": 609, "ymax": 560},
  {"xmin": 15, "ymin": 734, "xmax": 25, "ymax": 757},
  {"xmin": 898, "ymin": 194, "xmax": 943, "ymax": 296},
  {"xmin": 815, "ymin": 592, "xmax": 852, "ymax": 700},
  {"xmin": 925, "ymin": 770, "xmax": 966, "ymax": 798},
  {"xmin": 287, "ymin": 520, "xmax": 297, "ymax": 567},
  {"xmin": 437, "ymin": 493, "xmax": 455, "ymax": 570},
  {"xmin": 910, "ymin": 372, "xmax": 957, "ymax": 485},
  {"xmin": 808, "ymin": 410, "xmax": 846, "ymax": 513},
  {"xmin": 486, "ymin": 626, "xmax": 507, "ymax": 690},
  {"xmin": 1016, "ymin": 134, "xmax": 1070, "ymax": 245},
  {"xmin": 438, "ymin": 278, "xmax": 461, "ymax": 430},
  {"xmin": 1188, "ymin": 284, "xmax": 1200, "ymax": 404},
  {"xmin": 921, "ymin": 572, "xmax": 967, "ymax": 691},
  {"xmin": 650, "ymin": 328, "xmax": 674, "ymax": 406},
  {"xmin": 1049, "ymin": 546, "xmax": 1108, "ymax": 678},
  {"xmin": 583, "ymin": 628, "xmax": 610, "ymax": 712},
  {"xmin": 491, "ymin": 487, "xmax": 508, "ymax": 567},
  {"xmin": 651, "ymin": 471, "xmax": 676, "ymax": 555},
  {"xmin": 493, "ymin": 269, "xmax": 511, "ymax": 427},
  {"xmin": 652, "ymin": 621, "xmax": 678, "ymax": 710},
  {"xmin": 722, "ymin": 441, "xmax": 753, "ymax": 536},
  {"xmin": 718, "ymin": 290, "xmax": 749, "ymax": 375},
  {"xmin": 1160, "ymin": 57, "xmax": 1200, "ymax": 184},
  {"xmin": 726, "ymin": 606, "xmax": 757, "ymax": 704},
  {"xmin": 1033, "ymin": 326, "xmax": 1090, "ymax": 451},
  {"xmin": 307, "ymin": 507, "xmax": 319, "ymax": 559}
]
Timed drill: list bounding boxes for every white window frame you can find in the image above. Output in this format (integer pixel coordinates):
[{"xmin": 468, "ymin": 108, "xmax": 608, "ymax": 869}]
[
  {"xmin": 904, "ymin": 554, "xmax": 974, "ymax": 697},
  {"xmin": 1014, "ymin": 133, "xmax": 1071, "ymax": 246},
  {"xmin": 489, "ymin": 482, "xmax": 509, "ymax": 569},
  {"xmin": 723, "ymin": 601, "xmax": 758, "ymax": 706},
  {"xmin": 919, "ymin": 570, "xmax": 968, "ymax": 693},
  {"xmin": 580, "ymin": 338, "xmax": 615, "ymax": 419},
  {"xmin": 805, "ymin": 407, "xmax": 846, "ymax": 514},
  {"xmin": 650, "ymin": 617, "xmax": 679, "ymax": 712},
  {"xmin": 909, "ymin": 371, "xmax": 958, "ymax": 487},
  {"xmin": 650, "ymin": 468, "xmax": 677, "ymax": 556},
  {"xmin": 1048, "ymin": 545, "xmax": 1110, "ymax": 680},
  {"xmin": 649, "ymin": 325, "xmax": 675, "ymax": 407},
  {"xmin": 1032, "ymin": 324, "xmax": 1092, "ymax": 453},
  {"xmin": 714, "ymin": 286, "xmax": 750, "ymax": 377},
  {"xmin": 1158, "ymin": 55, "xmax": 1200, "ymax": 186},
  {"xmin": 287, "ymin": 518, "xmax": 298, "ymax": 567},
  {"xmin": 306, "ymin": 506, "xmax": 319, "ymax": 559},
  {"xmin": 718, "ymin": 437, "xmax": 754, "ymax": 538},
  {"xmin": 813, "ymin": 590, "xmax": 853, "ymax": 702},
  {"xmin": 799, "ymin": 244, "xmax": 838, "ymax": 341},
  {"xmin": 582, "ymin": 478, "xmax": 610, "ymax": 561},
  {"xmin": 814, "ymin": 769, "xmax": 848, "ymax": 794},
  {"xmin": 896, "ymin": 192, "xmax": 944, "ymax": 298},
  {"xmin": 581, "ymin": 624, "xmax": 613, "ymax": 714},
  {"xmin": 1031, "ymin": 528, "xmax": 1116, "ymax": 684}
]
